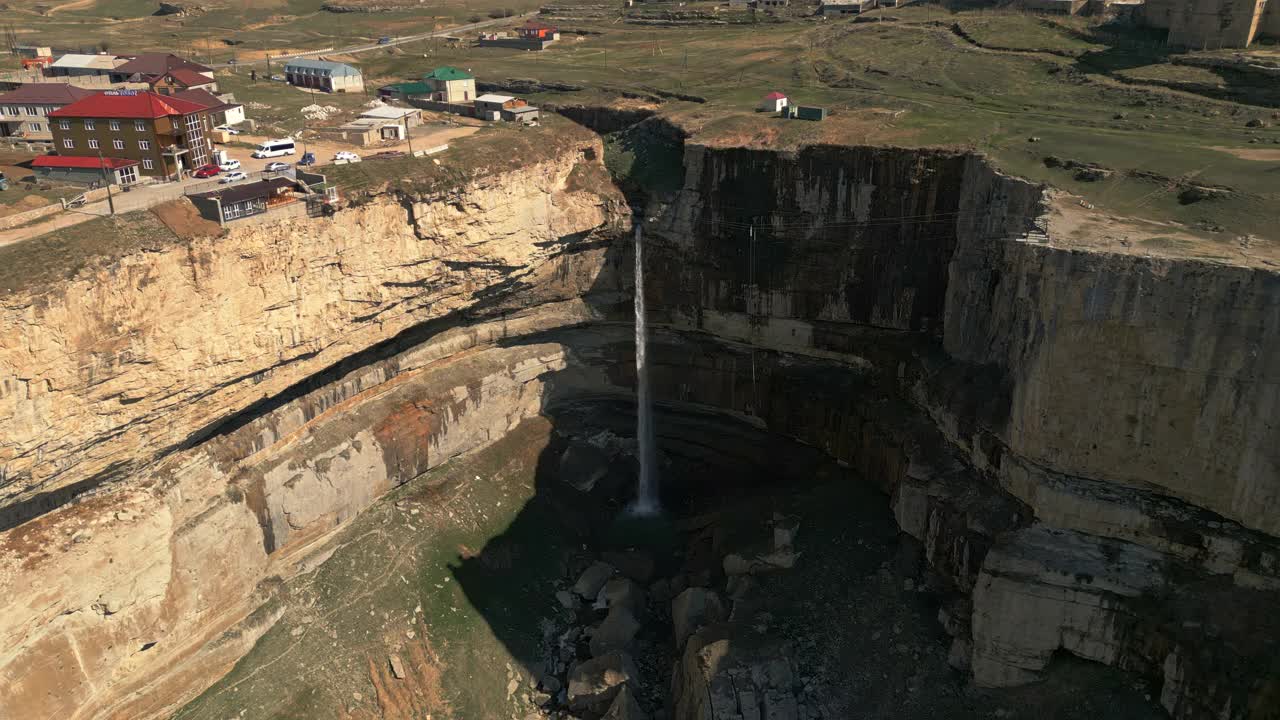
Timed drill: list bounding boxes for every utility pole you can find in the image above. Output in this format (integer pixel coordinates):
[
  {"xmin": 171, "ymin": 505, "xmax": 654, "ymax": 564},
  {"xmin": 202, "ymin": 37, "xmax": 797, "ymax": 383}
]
[
  {"xmin": 97, "ymin": 148, "xmax": 115, "ymax": 215},
  {"xmin": 404, "ymin": 113, "xmax": 414, "ymax": 156}
]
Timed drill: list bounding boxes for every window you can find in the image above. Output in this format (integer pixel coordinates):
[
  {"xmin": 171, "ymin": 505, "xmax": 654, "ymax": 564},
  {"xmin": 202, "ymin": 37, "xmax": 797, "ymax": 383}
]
[
  {"xmin": 59, "ymin": 120, "xmax": 69, "ymax": 130},
  {"xmin": 110, "ymin": 120, "xmax": 120, "ymax": 131},
  {"xmin": 138, "ymin": 139, "xmax": 151, "ymax": 150},
  {"xmin": 113, "ymin": 139, "xmax": 124, "ymax": 150},
  {"xmin": 62, "ymin": 138, "xmax": 74, "ymax": 149},
  {"xmin": 29, "ymin": 122, "xmax": 43, "ymax": 132},
  {"xmin": 134, "ymin": 120, "xmax": 146, "ymax": 132},
  {"xmin": 88, "ymin": 139, "xmax": 99, "ymax": 149},
  {"xmin": 84, "ymin": 119, "xmax": 95, "ymax": 130},
  {"xmin": 142, "ymin": 158, "xmax": 153, "ymax": 170}
]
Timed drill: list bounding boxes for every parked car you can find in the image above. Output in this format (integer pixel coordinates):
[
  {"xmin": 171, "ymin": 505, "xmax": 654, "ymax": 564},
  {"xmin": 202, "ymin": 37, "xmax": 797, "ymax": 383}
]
[
  {"xmin": 214, "ymin": 125, "xmax": 242, "ymax": 135},
  {"xmin": 220, "ymin": 171, "xmax": 248, "ymax": 183},
  {"xmin": 218, "ymin": 159, "xmax": 241, "ymax": 171},
  {"xmin": 270, "ymin": 74, "xmax": 285, "ymax": 82},
  {"xmin": 264, "ymin": 161, "xmax": 290, "ymax": 172},
  {"xmin": 297, "ymin": 152, "xmax": 317, "ymax": 166},
  {"xmin": 333, "ymin": 151, "xmax": 361, "ymax": 163},
  {"xmin": 192, "ymin": 164, "xmax": 220, "ymax": 179},
  {"xmin": 378, "ymin": 36, "xmax": 392, "ymax": 45}
]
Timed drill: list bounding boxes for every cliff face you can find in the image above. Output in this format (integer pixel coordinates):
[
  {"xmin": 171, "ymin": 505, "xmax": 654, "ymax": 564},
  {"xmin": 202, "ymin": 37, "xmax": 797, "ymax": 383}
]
[
  {"xmin": 0, "ymin": 136, "xmax": 623, "ymax": 525},
  {"xmin": 0, "ymin": 130, "xmax": 1276, "ymax": 720}
]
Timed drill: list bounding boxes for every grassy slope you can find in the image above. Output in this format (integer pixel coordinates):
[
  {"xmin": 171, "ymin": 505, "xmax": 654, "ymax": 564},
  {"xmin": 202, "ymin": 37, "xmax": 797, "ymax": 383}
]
[
  {"xmin": 174, "ymin": 418, "xmax": 571, "ymax": 720},
  {"xmin": 343, "ymin": 10, "xmax": 1277, "ymax": 240}
]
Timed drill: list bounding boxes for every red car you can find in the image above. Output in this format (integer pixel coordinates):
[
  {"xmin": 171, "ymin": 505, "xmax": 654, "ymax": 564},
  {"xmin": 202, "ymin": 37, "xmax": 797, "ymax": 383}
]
[{"xmin": 192, "ymin": 164, "xmax": 220, "ymax": 179}]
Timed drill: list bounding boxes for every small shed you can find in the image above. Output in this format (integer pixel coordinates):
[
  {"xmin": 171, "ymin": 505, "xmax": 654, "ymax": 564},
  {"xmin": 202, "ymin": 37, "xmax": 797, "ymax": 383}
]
[
  {"xmin": 359, "ymin": 105, "xmax": 423, "ymax": 128},
  {"xmin": 783, "ymin": 105, "xmax": 827, "ymax": 121},
  {"xmin": 502, "ymin": 105, "xmax": 540, "ymax": 124},
  {"xmin": 474, "ymin": 93, "xmax": 523, "ymax": 120},
  {"xmin": 760, "ymin": 92, "xmax": 788, "ymax": 113}
]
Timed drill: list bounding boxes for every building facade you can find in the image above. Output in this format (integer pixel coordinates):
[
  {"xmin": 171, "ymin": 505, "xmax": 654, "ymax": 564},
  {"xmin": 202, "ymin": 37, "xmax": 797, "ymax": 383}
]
[
  {"xmin": 1145, "ymin": 0, "xmax": 1279, "ymax": 47},
  {"xmin": 0, "ymin": 84, "xmax": 93, "ymax": 140},
  {"xmin": 48, "ymin": 90, "xmax": 213, "ymax": 179},
  {"xmin": 422, "ymin": 66, "xmax": 475, "ymax": 103},
  {"xmin": 283, "ymin": 60, "xmax": 365, "ymax": 93}
]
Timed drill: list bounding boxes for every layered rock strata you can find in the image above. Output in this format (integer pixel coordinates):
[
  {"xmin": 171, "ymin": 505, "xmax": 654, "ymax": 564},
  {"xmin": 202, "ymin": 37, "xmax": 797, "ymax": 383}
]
[{"xmin": 0, "ymin": 131, "xmax": 1276, "ymax": 720}]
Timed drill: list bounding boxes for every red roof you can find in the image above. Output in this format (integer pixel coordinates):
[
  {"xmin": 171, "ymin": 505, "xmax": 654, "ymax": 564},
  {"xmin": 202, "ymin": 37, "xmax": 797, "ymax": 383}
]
[
  {"xmin": 764, "ymin": 92, "xmax": 787, "ymax": 100},
  {"xmin": 49, "ymin": 90, "xmax": 210, "ymax": 119},
  {"xmin": 32, "ymin": 155, "xmax": 139, "ymax": 169},
  {"xmin": 153, "ymin": 68, "xmax": 213, "ymax": 87}
]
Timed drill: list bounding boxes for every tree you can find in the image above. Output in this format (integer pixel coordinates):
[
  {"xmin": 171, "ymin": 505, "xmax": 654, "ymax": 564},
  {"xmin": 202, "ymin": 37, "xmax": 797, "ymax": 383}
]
[{"xmin": 99, "ymin": 39, "xmax": 110, "ymax": 53}]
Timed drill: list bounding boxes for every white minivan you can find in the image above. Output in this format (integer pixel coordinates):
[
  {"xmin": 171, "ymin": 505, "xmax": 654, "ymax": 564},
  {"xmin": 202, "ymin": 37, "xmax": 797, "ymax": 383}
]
[{"xmin": 251, "ymin": 138, "xmax": 296, "ymax": 158}]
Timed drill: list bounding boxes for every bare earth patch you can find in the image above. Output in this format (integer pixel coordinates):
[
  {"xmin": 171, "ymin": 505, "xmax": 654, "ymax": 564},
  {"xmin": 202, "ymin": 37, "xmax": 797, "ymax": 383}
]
[{"xmin": 1211, "ymin": 145, "xmax": 1280, "ymax": 162}]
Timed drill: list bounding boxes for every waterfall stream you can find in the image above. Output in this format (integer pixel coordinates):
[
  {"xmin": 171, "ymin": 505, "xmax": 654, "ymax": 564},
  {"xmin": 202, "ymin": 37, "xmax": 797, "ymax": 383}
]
[{"xmin": 632, "ymin": 225, "xmax": 659, "ymax": 515}]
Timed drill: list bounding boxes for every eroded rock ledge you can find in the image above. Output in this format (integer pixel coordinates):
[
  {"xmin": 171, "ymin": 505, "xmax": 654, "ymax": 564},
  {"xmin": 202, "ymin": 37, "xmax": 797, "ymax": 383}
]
[{"xmin": 0, "ymin": 131, "xmax": 1276, "ymax": 720}]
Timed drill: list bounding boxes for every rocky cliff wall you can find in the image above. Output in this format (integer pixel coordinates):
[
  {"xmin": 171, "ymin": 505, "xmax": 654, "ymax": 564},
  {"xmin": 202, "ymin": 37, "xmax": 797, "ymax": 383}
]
[
  {"xmin": 0, "ymin": 135, "xmax": 624, "ymax": 526},
  {"xmin": 1, "ymin": 130, "xmax": 1277, "ymax": 720}
]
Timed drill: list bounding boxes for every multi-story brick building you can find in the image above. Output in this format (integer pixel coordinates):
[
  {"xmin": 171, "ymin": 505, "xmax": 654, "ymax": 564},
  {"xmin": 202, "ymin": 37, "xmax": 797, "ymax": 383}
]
[
  {"xmin": 48, "ymin": 89, "xmax": 213, "ymax": 179},
  {"xmin": 0, "ymin": 83, "xmax": 93, "ymax": 141}
]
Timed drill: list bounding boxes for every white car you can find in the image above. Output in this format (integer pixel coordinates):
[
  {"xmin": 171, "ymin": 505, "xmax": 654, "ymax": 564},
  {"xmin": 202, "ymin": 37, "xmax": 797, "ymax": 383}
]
[
  {"xmin": 333, "ymin": 151, "xmax": 361, "ymax": 163},
  {"xmin": 264, "ymin": 161, "xmax": 290, "ymax": 172},
  {"xmin": 215, "ymin": 125, "xmax": 242, "ymax": 135},
  {"xmin": 218, "ymin": 159, "xmax": 241, "ymax": 171},
  {"xmin": 219, "ymin": 171, "xmax": 248, "ymax": 183}
]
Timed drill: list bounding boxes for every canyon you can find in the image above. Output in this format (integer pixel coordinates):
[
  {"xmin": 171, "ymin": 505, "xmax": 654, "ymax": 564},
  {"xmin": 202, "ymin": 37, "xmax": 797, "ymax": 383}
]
[{"xmin": 0, "ymin": 115, "xmax": 1277, "ymax": 720}]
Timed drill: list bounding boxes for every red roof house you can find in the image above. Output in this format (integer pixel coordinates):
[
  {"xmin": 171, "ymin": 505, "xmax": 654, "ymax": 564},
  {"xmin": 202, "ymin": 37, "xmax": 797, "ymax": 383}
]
[
  {"xmin": 50, "ymin": 90, "xmax": 211, "ymax": 119},
  {"xmin": 760, "ymin": 91, "xmax": 789, "ymax": 112},
  {"xmin": 32, "ymin": 155, "xmax": 139, "ymax": 170},
  {"xmin": 521, "ymin": 20, "xmax": 559, "ymax": 39},
  {"xmin": 149, "ymin": 68, "xmax": 218, "ymax": 95}
]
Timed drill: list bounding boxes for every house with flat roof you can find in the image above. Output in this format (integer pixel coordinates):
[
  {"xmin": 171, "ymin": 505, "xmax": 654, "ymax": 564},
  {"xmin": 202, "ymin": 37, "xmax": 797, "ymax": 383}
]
[
  {"xmin": 47, "ymin": 54, "xmax": 124, "ymax": 78},
  {"xmin": 0, "ymin": 83, "xmax": 94, "ymax": 140},
  {"xmin": 421, "ymin": 66, "xmax": 475, "ymax": 103},
  {"xmin": 474, "ymin": 93, "xmax": 520, "ymax": 120},
  {"xmin": 49, "ymin": 89, "xmax": 214, "ymax": 179},
  {"xmin": 283, "ymin": 59, "xmax": 364, "ymax": 94}
]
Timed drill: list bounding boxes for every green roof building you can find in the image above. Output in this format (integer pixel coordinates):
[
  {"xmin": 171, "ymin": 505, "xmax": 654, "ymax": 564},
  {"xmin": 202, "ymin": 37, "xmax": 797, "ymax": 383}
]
[{"xmin": 421, "ymin": 66, "xmax": 476, "ymax": 104}]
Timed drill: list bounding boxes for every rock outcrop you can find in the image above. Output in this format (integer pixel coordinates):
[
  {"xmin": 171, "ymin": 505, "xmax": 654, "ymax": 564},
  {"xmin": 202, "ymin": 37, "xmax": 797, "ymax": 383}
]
[{"xmin": 1, "ymin": 125, "xmax": 1276, "ymax": 720}]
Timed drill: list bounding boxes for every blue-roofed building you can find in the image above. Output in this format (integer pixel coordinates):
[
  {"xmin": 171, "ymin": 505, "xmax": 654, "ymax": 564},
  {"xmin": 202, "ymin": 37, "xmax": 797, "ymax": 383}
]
[{"xmin": 282, "ymin": 59, "xmax": 365, "ymax": 94}]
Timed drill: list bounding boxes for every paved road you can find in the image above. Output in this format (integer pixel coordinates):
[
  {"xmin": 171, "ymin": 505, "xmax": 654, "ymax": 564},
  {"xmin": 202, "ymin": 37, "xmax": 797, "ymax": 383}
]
[{"xmin": 213, "ymin": 14, "xmax": 534, "ymax": 69}]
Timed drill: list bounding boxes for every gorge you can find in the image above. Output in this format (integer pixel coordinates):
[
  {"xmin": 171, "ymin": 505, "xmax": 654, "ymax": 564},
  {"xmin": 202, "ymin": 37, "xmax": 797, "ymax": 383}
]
[{"xmin": 0, "ymin": 114, "xmax": 1277, "ymax": 720}]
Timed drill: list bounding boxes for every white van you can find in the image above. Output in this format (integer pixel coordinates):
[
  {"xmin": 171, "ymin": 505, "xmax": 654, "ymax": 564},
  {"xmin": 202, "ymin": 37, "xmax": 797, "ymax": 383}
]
[{"xmin": 251, "ymin": 138, "xmax": 296, "ymax": 158}]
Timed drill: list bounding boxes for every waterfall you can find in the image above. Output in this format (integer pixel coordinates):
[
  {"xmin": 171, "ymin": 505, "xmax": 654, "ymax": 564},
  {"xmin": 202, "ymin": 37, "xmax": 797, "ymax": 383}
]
[{"xmin": 632, "ymin": 224, "xmax": 659, "ymax": 515}]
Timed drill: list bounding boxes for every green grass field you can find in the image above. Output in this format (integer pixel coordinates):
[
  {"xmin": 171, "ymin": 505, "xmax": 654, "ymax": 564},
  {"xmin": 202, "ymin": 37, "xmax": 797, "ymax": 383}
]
[{"xmin": 9, "ymin": 1, "xmax": 1279, "ymax": 240}]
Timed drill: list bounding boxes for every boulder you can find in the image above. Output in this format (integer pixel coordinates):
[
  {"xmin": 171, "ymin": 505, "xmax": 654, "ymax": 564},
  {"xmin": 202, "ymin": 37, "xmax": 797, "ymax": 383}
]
[
  {"xmin": 602, "ymin": 550, "xmax": 656, "ymax": 583},
  {"xmin": 723, "ymin": 548, "xmax": 798, "ymax": 576},
  {"xmin": 602, "ymin": 685, "xmax": 649, "ymax": 720},
  {"xmin": 388, "ymin": 654, "xmax": 406, "ymax": 679},
  {"xmin": 590, "ymin": 606, "xmax": 641, "ymax": 657},
  {"xmin": 602, "ymin": 577, "xmax": 646, "ymax": 616},
  {"xmin": 573, "ymin": 561, "xmax": 616, "ymax": 599},
  {"xmin": 560, "ymin": 442, "xmax": 610, "ymax": 492},
  {"xmin": 671, "ymin": 587, "xmax": 725, "ymax": 650},
  {"xmin": 568, "ymin": 651, "xmax": 640, "ymax": 712}
]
